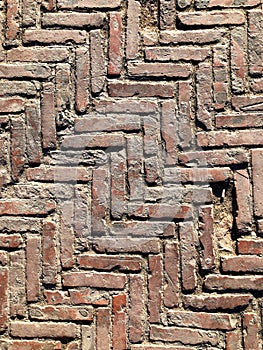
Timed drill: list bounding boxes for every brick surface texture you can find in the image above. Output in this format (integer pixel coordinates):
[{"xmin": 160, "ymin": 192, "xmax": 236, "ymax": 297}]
[{"xmin": 1, "ymin": 0, "xmax": 263, "ymax": 349}]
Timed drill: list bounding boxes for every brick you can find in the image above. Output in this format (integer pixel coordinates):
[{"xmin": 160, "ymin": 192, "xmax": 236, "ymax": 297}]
[
  {"xmin": 11, "ymin": 322, "xmax": 78, "ymax": 338},
  {"xmin": 0, "ymin": 64, "xmax": 51, "ymax": 78},
  {"xmin": 112, "ymin": 294, "xmax": 127, "ymax": 350},
  {"xmin": 196, "ymin": 0, "xmax": 260, "ymax": 7},
  {"xmin": 199, "ymin": 205, "xmax": 215, "ymax": 271},
  {"xmin": 226, "ymin": 330, "xmax": 242, "ymax": 350},
  {"xmin": 0, "ymin": 217, "xmax": 42, "ymax": 232},
  {"xmin": 42, "ymin": 13, "xmax": 105, "ymax": 28},
  {"xmin": 126, "ymin": 0, "xmax": 140, "ymax": 59},
  {"xmin": 41, "ymin": 83, "xmax": 56, "ymax": 149},
  {"xmin": 56, "ymin": 63, "xmax": 72, "ymax": 113},
  {"xmin": 160, "ymin": 29, "xmax": 223, "ymax": 44},
  {"xmin": 30, "ymin": 305, "xmax": 93, "ymax": 321},
  {"xmin": 94, "ymin": 99, "xmax": 158, "ymax": 114},
  {"xmin": 26, "ymin": 166, "xmax": 92, "ymax": 183},
  {"xmin": 184, "ymin": 294, "xmax": 252, "ymax": 311},
  {"xmin": 75, "ymin": 46, "xmax": 89, "ymax": 113},
  {"xmin": 164, "ymin": 167, "xmax": 232, "ymax": 183},
  {"xmin": 231, "ymin": 26, "xmax": 247, "ymax": 94},
  {"xmin": 150, "ymin": 325, "xmax": 219, "ymax": 346},
  {"xmin": 23, "ymin": 29, "xmax": 86, "ymax": 44},
  {"xmin": 213, "ymin": 45, "xmax": 229, "ymax": 110},
  {"xmin": 178, "ymin": 11, "xmax": 245, "ymax": 26},
  {"xmin": 216, "ymin": 113, "xmax": 263, "ymax": 128},
  {"xmin": 129, "ymin": 275, "xmax": 145, "ymax": 343},
  {"xmin": 128, "ymin": 62, "xmax": 191, "ymax": 78},
  {"xmin": 168, "ymin": 311, "xmax": 237, "ymax": 330},
  {"xmin": 164, "ymin": 242, "xmax": 179, "ymax": 308},
  {"xmin": 0, "ymin": 268, "xmax": 8, "ymax": 332},
  {"xmin": 96, "ymin": 308, "xmax": 111, "ymax": 350},
  {"xmin": 232, "ymin": 95, "xmax": 263, "ymax": 111},
  {"xmin": 197, "ymin": 130, "xmax": 263, "ymax": 147},
  {"xmin": 131, "ymin": 347, "xmax": 198, "ymax": 350},
  {"xmin": 159, "ymin": 0, "xmax": 176, "ymax": 29},
  {"xmin": 145, "ymin": 47, "xmax": 210, "ymax": 62},
  {"xmin": 90, "ymin": 30, "xmax": 106, "ymax": 94},
  {"xmin": 22, "ymin": 0, "xmax": 36, "ymax": 26},
  {"xmin": 26, "ymin": 236, "xmax": 41, "ymax": 301},
  {"xmin": 57, "ymin": 0, "xmax": 121, "ymax": 9},
  {"xmin": 0, "ymin": 80, "xmax": 37, "ymax": 96},
  {"xmin": 9, "ymin": 251, "xmax": 26, "ymax": 317},
  {"xmin": 243, "ymin": 313, "xmax": 261, "ymax": 350},
  {"xmin": 0, "ymin": 233, "xmax": 22, "ymax": 248},
  {"xmin": 78, "ymin": 254, "xmax": 142, "ymax": 271},
  {"xmin": 161, "ymin": 100, "xmax": 178, "ymax": 164},
  {"xmin": 70, "ymin": 290, "xmax": 108, "ymax": 306},
  {"xmin": 62, "ymin": 272, "xmax": 127, "ymax": 289},
  {"xmin": 205, "ymin": 274, "xmax": 263, "ymax": 291},
  {"xmin": 109, "ymin": 81, "xmax": 174, "ymax": 98},
  {"xmin": 248, "ymin": 11, "xmax": 263, "ymax": 75},
  {"xmin": 60, "ymin": 201, "xmax": 75, "ymax": 268},
  {"xmin": 238, "ymin": 239, "xmax": 263, "ymax": 255},
  {"xmin": 0, "ymin": 97, "xmax": 24, "ymax": 113},
  {"xmin": 44, "ymin": 290, "xmax": 70, "ymax": 305},
  {"xmin": 9, "ymin": 341, "xmax": 62, "ymax": 350},
  {"xmin": 6, "ymin": 0, "xmax": 20, "ymax": 42},
  {"xmin": 42, "ymin": 0, "xmax": 55, "ymax": 10},
  {"xmin": 7, "ymin": 47, "xmax": 69, "ymax": 62},
  {"xmin": 61, "ymin": 133, "xmax": 124, "ymax": 149},
  {"xmin": 0, "ymin": 199, "xmax": 55, "ymax": 216},
  {"xmin": 252, "ymin": 149, "xmax": 263, "ymax": 217},
  {"xmin": 42, "ymin": 221, "xmax": 57, "ymax": 285},
  {"xmin": 222, "ymin": 256, "xmax": 263, "ymax": 273},
  {"xmin": 25, "ymin": 101, "xmax": 42, "ymax": 165},
  {"xmin": 11, "ymin": 117, "xmax": 26, "ymax": 181},
  {"xmin": 148, "ymin": 255, "xmax": 162, "ymax": 323},
  {"xmin": 108, "ymin": 12, "xmax": 122, "ymax": 76},
  {"xmin": 128, "ymin": 204, "xmax": 191, "ymax": 220}
]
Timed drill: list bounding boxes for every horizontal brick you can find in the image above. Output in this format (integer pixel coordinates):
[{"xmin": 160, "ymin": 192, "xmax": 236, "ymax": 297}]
[
  {"xmin": 196, "ymin": 0, "xmax": 260, "ymax": 7},
  {"xmin": 77, "ymin": 254, "xmax": 143, "ymax": 271},
  {"xmin": 23, "ymin": 29, "xmax": 86, "ymax": 44},
  {"xmin": 0, "ymin": 234, "xmax": 23, "ymax": 248},
  {"xmin": 0, "ymin": 97, "xmax": 24, "ymax": 113},
  {"xmin": 42, "ymin": 12, "xmax": 105, "ymax": 27},
  {"xmin": 0, "ymin": 64, "xmax": 51, "ymax": 78},
  {"xmin": 30, "ymin": 305, "xmax": 93, "ymax": 321},
  {"xmin": 11, "ymin": 321, "xmax": 77, "ymax": 338},
  {"xmin": 178, "ymin": 11, "xmax": 245, "ymax": 26},
  {"xmin": 26, "ymin": 166, "xmax": 92, "ymax": 182},
  {"xmin": 108, "ymin": 81, "xmax": 174, "ymax": 98},
  {"xmin": 232, "ymin": 95, "xmax": 263, "ymax": 111},
  {"xmin": 57, "ymin": 0, "xmax": 121, "ymax": 9},
  {"xmin": 92, "ymin": 238, "xmax": 160, "ymax": 254},
  {"xmin": 238, "ymin": 239, "xmax": 263, "ymax": 255},
  {"xmin": 0, "ymin": 199, "xmax": 55, "ymax": 216},
  {"xmin": 205, "ymin": 275, "xmax": 263, "ymax": 291},
  {"xmin": 197, "ymin": 130, "xmax": 263, "ymax": 147},
  {"xmin": 184, "ymin": 294, "xmax": 252, "ymax": 311},
  {"xmin": 222, "ymin": 256, "xmax": 263, "ymax": 273},
  {"xmin": 131, "ymin": 347, "xmax": 197, "ymax": 350},
  {"xmin": 145, "ymin": 47, "xmax": 210, "ymax": 62},
  {"xmin": 61, "ymin": 134, "xmax": 125, "ymax": 149},
  {"xmin": 94, "ymin": 99, "xmax": 158, "ymax": 114},
  {"xmin": 164, "ymin": 167, "xmax": 232, "ymax": 183},
  {"xmin": 110, "ymin": 221, "xmax": 177, "ymax": 237},
  {"xmin": 128, "ymin": 204, "xmax": 191, "ymax": 219},
  {"xmin": 128, "ymin": 62, "xmax": 192, "ymax": 77},
  {"xmin": 7, "ymin": 47, "xmax": 69, "ymax": 62},
  {"xmin": 62, "ymin": 272, "xmax": 127, "ymax": 289},
  {"xmin": 160, "ymin": 29, "xmax": 223, "ymax": 44},
  {"xmin": 216, "ymin": 113, "xmax": 263, "ymax": 128},
  {"xmin": 0, "ymin": 217, "xmax": 42, "ymax": 232},
  {"xmin": 0, "ymin": 80, "xmax": 37, "ymax": 96},
  {"xmin": 75, "ymin": 115, "xmax": 140, "ymax": 133},
  {"xmin": 9, "ymin": 341, "xmax": 62, "ymax": 350},
  {"xmin": 167, "ymin": 311, "xmax": 237, "ymax": 330},
  {"xmin": 179, "ymin": 149, "xmax": 248, "ymax": 166},
  {"xmin": 69, "ymin": 290, "xmax": 108, "ymax": 306},
  {"xmin": 150, "ymin": 325, "xmax": 219, "ymax": 346}
]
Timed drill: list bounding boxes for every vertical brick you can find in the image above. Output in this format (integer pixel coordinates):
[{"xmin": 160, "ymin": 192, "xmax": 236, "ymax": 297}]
[
  {"xmin": 96, "ymin": 308, "xmax": 111, "ymax": 350},
  {"xmin": 9, "ymin": 251, "xmax": 26, "ymax": 317},
  {"xmin": 231, "ymin": 26, "xmax": 247, "ymax": 94},
  {"xmin": 248, "ymin": 10, "xmax": 263, "ymax": 75},
  {"xmin": 75, "ymin": 46, "xmax": 89, "ymax": 113},
  {"xmin": 196, "ymin": 62, "xmax": 213, "ymax": 130},
  {"xmin": 164, "ymin": 242, "xmax": 179, "ymax": 308},
  {"xmin": 25, "ymin": 101, "xmax": 42, "ymax": 165},
  {"xmin": 42, "ymin": 0, "xmax": 55, "ymax": 10},
  {"xmin": 159, "ymin": 0, "xmax": 176, "ymax": 29},
  {"xmin": 11, "ymin": 117, "xmax": 26, "ymax": 181},
  {"xmin": 213, "ymin": 45, "xmax": 229, "ymax": 110},
  {"xmin": 179, "ymin": 221, "xmax": 197, "ymax": 292},
  {"xmin": 111, "ymin": 149, "xmax": 127, "ymax": 219},
  {"xmin": 0, "ymin": 267, "xmax": 8, "ymax": 332},
  {"xmin": 226, "ymin": 330, "xmax": 242, "ymax": 350},
  {"xmin": 148, "ymin": 255, "xmax": 162, "ymax": 323},
  {"xmin": 82, "ymin": 325, "xmax": 95, "ymax": 350},
  {"xmin": 6, "ymin": 0, "xmax": 20, "ymax": 42},
  {"xmin": 60, "ymin": 201, "xmax": 75, "ymax": 268},
  {"xmin": 129, "ymin": 275, "xmax": 145, "ymax": 342},
  {"xmin": 199, "ymin": 205, "xmax": 215, "ymax": 271},
  {"xmin": 161, "ymin": 100, "xmax": 178, "ymax": 165},
  {"xmin": 41, "ymin": 82, "xmax": 56, "ymax": 149},
  {"xmin": 252, "ymin": 149, "xmax": 263, "ymax": 217},
  {"xmin": 22, "ymin": 0, "xmax": 36, "ymax": 26},
  {"xmin": 177, "ymin": 80, "xmax": 193, "ymax": 149},
  {"xmin": 112, "ymin": 294, "xmax": 127, "ymax": 350},
  {"xmin": 90, "ymin": 30, "xmax": 106, "ymax": 94},
  {"xmin": 42, "ymin": 221, "xmax": 57, "ymax": 285},
  {"xmin": 243, "ymin": 313, "xmax": 261, "ymax": 350},
  {"xmin": 127, "ymin": 135, "xmax": 144, "ymax": 201},
  {"xmin": 126, "ymin": 0, "xmax": 140, "ymax": 59},
  {"xmin": 108, "ymin": 12, "xmax": 123, "ymax": 76},
  {"xmin": 26, "ymin": 236, "xmax": 41, "ymax": 301},
  {"xmin": 74, "ymin": 184, "xmax": 90, "ymax": 239},
  {"xmin": 56, "ymin": 63, "xmax": 72, "ymax": 114}
]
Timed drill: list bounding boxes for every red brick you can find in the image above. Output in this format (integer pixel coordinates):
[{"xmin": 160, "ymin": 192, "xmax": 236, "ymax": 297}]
[
  {"xmin": 94, "ymin": 99, "xmax": 158, "ymax": 114},
  {"xmin": 26, "ymin": 236, "xmax": 41, "ymax": 301},
  {"xmin": 0, "ymin": 251, "xmax": 8, "ymax": 265},
  {"xmin": 30, "ymin": 305, "xmax": 93, "ymax": 321},
  {"xmin": 161, "ymin": 100, "xmax": 177, "ymax": 164},
  {"xmin": 197, "ymin": 130, "xmax": 263, "ymax": 147},
  {"xmin": 0, "ymin": 199, "xmax": 55, "ymax": 216},
  {"xmin": 44, "ymin": 290, "xmax": 70, "ymax": 305},
  {"xmin": 42, "ymin": 13, "xmax": 105, "ymax": 27},
  {"xmin": 150, "ymin": 325, "xmax": 219, "ymax": 346},
  {"xmin": 111, "ymin": 150, "xmax": 126, "ymax": 219},
  {"xmin": 178, "ymin": 11, "xmax": 245, "ymax": 26},
  {"xmin": 148, "ymin": 255, "xmax": 162, "ymax": 323},
  {"xmin": 164, "ymin": 167, "xmax": 232, "ymax": 183},
  {"xmin": 0, "ymin": 233, "xmax": 22, "ymax": 248},
  {"xmin": 128, "ymin": 62, "xmax": 191, "ymax": 78},
  {"xmin": 238, "ymin": 239, "xmax": 263, "ymax": 255},
  {"xmin": 243, "ymin": 313, "xmax": 261, "ymax": 350},
  {"xmin": 9, "ymin": 341, "xmax": 62, "ymax": 350},
  {"xmin": 7, "ymin": 47, "xmax": 69, "ymax": 62},
  {"xmin": 199, "ymin": 205, "xmax": 215, "ymax": 271},
  {"xmin": 70, "ymin": 290, "xmax": 108, "ymax": 306},
  {"xmin": 205, "ymin": 274, "xmax": 263, "ymax": 291},
  {"xmin": 160, "ymin": 29, "xmax": 223, "ymax": 44},
  {"xmin": 60, "ymin": 201, "xmax": 75, "ymax": 268},
  {"xmin": 213, "ymin": 45, "xmax": 229, "ymax": 110},
  {"xmin": 96, "ymin": 308, "xmax": 111, "ymax": 350},
  {"xmin": 216, "ymin": 113, "xmax": 263, "ymax": 128},
  {"xmin": 42, "ymin": 221, "xmax": 57, "ymax": 285},
  {"xmin": 248, "ymin": 11, "xmax": 263, "ymax": 75},
  {"xmin": 232, "ymin": 95, "xmax": 263, "ymax": 111},
  {"xmin": 184, "ymin": 293, "xmax": 252, "ymax": 311},
  {"xmin": 252, "ymin": 149, "xmax": 263, "ymax": 217},
  {"xmin": 27, "ymin": 166, "xmax": 92, "ymax": 183},
  {"xmin": 231, "ymin": 26, "xmax": 247, "ymax": 93},
  {"xmin": 126, "ymin": 0, "xmax": 140, "ymax": 59},
  {"xmin": 226, "ymin": 330, "xmax": 242, "ymax": 350},
  {"xmin": 168, "ymin": 310, "xmax": 237, "ymax": 330},
  {"xmin": 108, "ymin": 81, "xmax": 174, "ymax": 98},
  {"xmin": 57, "ymin": 0, "xmax": 121, "ymax": 9},
  {"xmin": 90, "ymin": 30, "xmax": 106, "ymax": 94},
  {"xmin": 25, "ymin": 101, "xmax": 42, "ymax": 165},
  {"xmin": 128, "ymin": 204, "xmax": 191, "ymax": 220},
  {"xmin": 159, "ymin": 0, "xmax": 176, "ymax": 29},
  {"xmin": 0, "ymin": 64, "xmax": 51, "ymax": 78},
  {"xmin": 0, "ymin": 268, "xmax": 8, "ymax": 332},
  {"xmin": 112, "ymin": 294, "xmax": 127, "ymax": 350},
  {"xmin": 222, "ymin": 255, "xmax": 263, "ymax": 273},
  {"xmin": 22, "ymin": 0, "xmax": 36, "ymax": 26},
  {"xmin": 129, "ymin": 275, "xmax": 145, "ymax": 343},
  {"xmin": 10, "ymin": 322, "xmax": 78, "ymax": 338},
  {"xmin": 196, "ymin": 0, "xmax": 260, "ymax": 7},
  {"xmin": 56, "ymin": 63, "xmax": 72, "ymax": 113},
  {"xmin": 62, "ymin": 133, "xmax": 124, "ymax": 149},
  {"xmin": 9, "ymin": 251, "xmax": 26, "ymax": 317},
  {"xmin": 6, "ymin": 0, "xmax": 20, "ymax": 41},
  {"xmin": 78, "ymin": 254, "xmax": 142, "ymax": 271},
  {"xmin": 42, "ymin": 0, "xmax": 55, "ymax": 10},
  {"xmin": 11, "ymin": 117, "xmax": 26, "ymax": 181},
  {"xmin": 108, "ymin": 12, "xmax": 122, "ymax": 76},
  {"xmin": 131, "ymin": 347, "xmax": 196, "ymax": 350},
  {"xmin": 145, "ymin": 47, "xmax": 210, "ymax": 62},
  {"xmin": 164, "ymin": 242, "xmax": 179, "ymax": 308},
  {"xmin": 75, "ymin": 46, "xmax": 89, "ymax": 113},
  {"xmin": 0, "ymin": 80, "xmax": 36, "ymax": 96},
  {"xmin": 92, "ymin": 168, "xmax": 108, "ymax": 234},
  {"xmin": 62, "ymin": 272, "xmax": 127, "ymax": 289},
  {"xmin": 23, "ymin": 29, "xmax": 86, "ymax": 44},
  {"xmin": 0, "ymin": 97, "xmax": 24, "ymax": 113},
  {"xmin": 41, "ymin": 83, "xmax": 56, "ymax": 149}
]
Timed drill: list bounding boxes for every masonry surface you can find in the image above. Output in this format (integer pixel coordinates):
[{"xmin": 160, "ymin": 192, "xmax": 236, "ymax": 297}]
[{"xmin": 1, "ymin": 0, "xmax": 263, "ymax": 349}]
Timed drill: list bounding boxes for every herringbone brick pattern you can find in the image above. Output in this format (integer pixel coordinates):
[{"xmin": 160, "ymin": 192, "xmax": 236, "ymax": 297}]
[{"xmin": 1, "ymin": 0, "xmax": 263, "ymax": 349}]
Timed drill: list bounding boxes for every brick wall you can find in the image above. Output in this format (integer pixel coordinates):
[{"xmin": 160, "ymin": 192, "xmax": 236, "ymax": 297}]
[{"xmin": 1, "ymin": 0, "xmax": 263, "ymax": 349}]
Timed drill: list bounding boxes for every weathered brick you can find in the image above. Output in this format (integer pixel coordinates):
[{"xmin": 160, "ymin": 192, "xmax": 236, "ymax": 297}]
[
  {"xmin": 109, "ymin": 81, "xmax": 174, "ymax": 98},
  {"xmin": 23, "ymin": 29, "xmax": 86, "ymax": 44},
  {"xmin": 9, "ymin": 341, "xmax": 62, "ymax": 350},
  {"xmin": 145, "ymin": 47, "xmax": 210, "ymax": 62},
  {"xmin": 9, "ymin": 251, "xmax": 26, "ymax": 317},
  {"xmin": 70, "ymin": 290, "xmax": 108, "ymax": 306},
  {"xmin": 112, "ymin": 294, "xmax": 127, "ymax": 350},
  {"xmin": 11, "ymin": 322, "xmax": 78, "ymax": 338},
  {"xmin": 26, "ymin": 236, "xmax": 41, "ymax": 301},
  {"xmin": 96, "ymin": 308, "xmax": 111, "ymax": 350},
  {"xmin": 252, "ymin": 149, "xmax": 263, "ymax": 217},
  {"xmin": 75, "ymin": 46, "xmax": 90, "ymax": 113},
  {"xmin": 7, "ymin": 47, "xmax": 69, "ymax": 62},
  {"xmin": 178, "ymin": 11, "xmax": 245, "ymax": 26},
  {"xmin": 78, "ymin": 254, "xmax": 142, "ymax": 271},
  {"xmin": 0, "ymin": 64, "xmax": 51, "ymax": 78},
  {"xmin": 57, "ymin": 0, "xmax": 121, "ymax": 9},
  {"xmin": 41, "ymin": 83, "xmax": 56, "ymax": 149},
  {"xmin": 0, "ymin": 268, "xmax": 8, "ymax": 332},
  {"xmin": 148, "ymin": 255, "xmax": 163, "ymax": 323},
  {"xmin": 205, "ymin": 274, "xmax": 263, "ymax": 291},
  {"xmin": 90, "ymin": 30, "xmax": 106, "ymax": 94},
  {"xmin": 199, "ymin": 205, "xmax": 215, "ymax": 271},
  {"xmin": 164, "ymin": 242, "xmax": 179, "ymax": 308},
  {"xmin": 126, "ymin": 0, "xmax": 140, "ymax": 59},
  {"xmin": 222, "ymin": 255, "xmax": 263, "ymax": 273},
  {"xmin": 160, "ymin": 29, "xmax": 223, "ymax": 44},
  {"xmin": 42, "ymin": 221, "xmax": 57, "ymax": 285},
  {"xmin": 129, "ymin": 275, "xmax": 145, "ymax": 343},
  {"xmin": 62, "ymin": 272, "xmax": 127, "ymax": 289},
  {"xmin": 30, "ymin": 305, "xmax": 93, "ymax": 321},
  {"xmin": 108, "ymin": 12, "xmax": 122, "ymax": 76},
  {"xmin": 243, "ymin": 313, "xmax": 261, "ymax": 350},
  {"xmin": 42, "ymin": 13, "xmax": 105, "ymax": 28},
  {"xmin": 238, "ymin": 239, "xmax": 263, "ymax": 255}
]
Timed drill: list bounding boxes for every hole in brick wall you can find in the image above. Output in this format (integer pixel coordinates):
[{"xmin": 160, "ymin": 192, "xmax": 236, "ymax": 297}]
[
  {"xmin": 140, "ymin": 0, "xmax": 158, "ymax": 28},
  {"xmin": 211, "ymin": 181, "xmax": 235, "ymax": 255}
]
